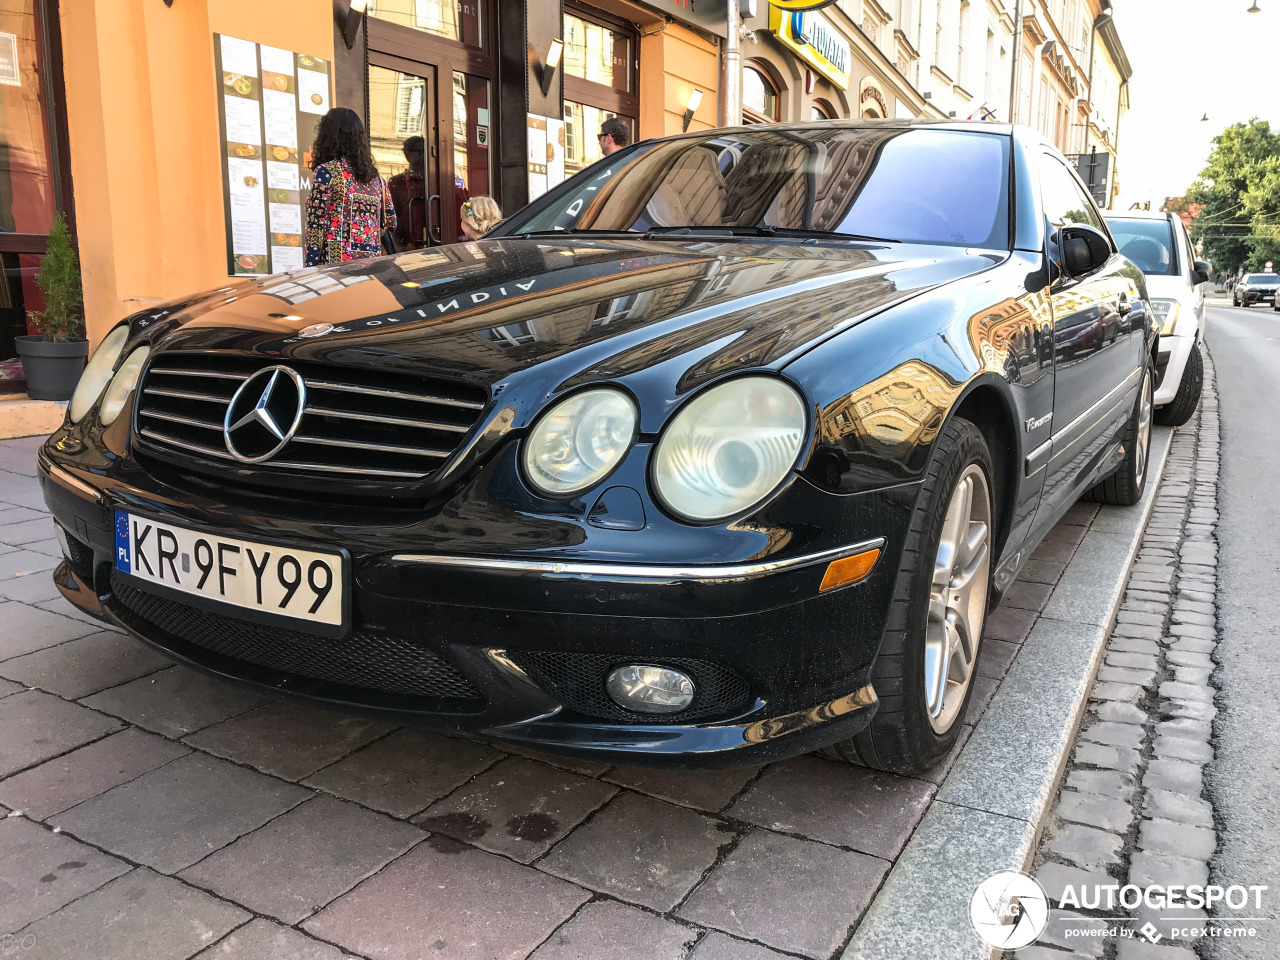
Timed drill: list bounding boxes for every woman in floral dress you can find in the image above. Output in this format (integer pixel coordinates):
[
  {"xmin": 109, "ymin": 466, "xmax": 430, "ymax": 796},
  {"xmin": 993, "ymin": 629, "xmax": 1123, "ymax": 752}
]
[{"xmin": 304, "ymin": 108, "xmax": 396, "ymax": 266}]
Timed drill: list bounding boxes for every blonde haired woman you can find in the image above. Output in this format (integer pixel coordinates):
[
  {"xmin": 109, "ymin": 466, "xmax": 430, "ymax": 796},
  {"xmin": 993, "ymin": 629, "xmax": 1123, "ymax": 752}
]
[{"xmin": 460, "ymin": 196, "xmax": 502, "ymax": 239}]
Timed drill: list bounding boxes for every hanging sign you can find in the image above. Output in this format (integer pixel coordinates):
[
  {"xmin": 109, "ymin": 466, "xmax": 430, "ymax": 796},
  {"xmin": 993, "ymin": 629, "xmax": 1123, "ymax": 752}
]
[
  {"xmin": 214, "ymin": 34, "xmax": 331, "ymax": 277},
  {"xmin": 770, "ymin": 6, "xmax": 851, "ymax": 90},
  {"xmin": 0, "ymin": 33, "xmax": 19, "ymax": 86}
]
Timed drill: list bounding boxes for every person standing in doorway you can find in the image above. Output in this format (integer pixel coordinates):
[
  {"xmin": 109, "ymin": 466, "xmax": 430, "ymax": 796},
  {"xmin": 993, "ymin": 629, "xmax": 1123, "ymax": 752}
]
[
  {"xmin": 304, "ymin": 107, "xmax": 396, "ymax": 266},
  {"xmin": 598, "ymin": 117, "xmax": 630, "ymax": 157},
  {"xmin": 387, "ymin": 136, "xmax": 426, "ymax": 251}
]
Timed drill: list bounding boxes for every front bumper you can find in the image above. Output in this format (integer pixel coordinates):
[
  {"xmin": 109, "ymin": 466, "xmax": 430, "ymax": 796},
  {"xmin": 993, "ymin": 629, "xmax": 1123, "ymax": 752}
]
[
  {"xmin": 1239, "ymin": 289, "xmax": 1276, "ymax": 305},
  {"xmin": 39, "ymin": 444, "xmax": 910, "ymax": 768}
]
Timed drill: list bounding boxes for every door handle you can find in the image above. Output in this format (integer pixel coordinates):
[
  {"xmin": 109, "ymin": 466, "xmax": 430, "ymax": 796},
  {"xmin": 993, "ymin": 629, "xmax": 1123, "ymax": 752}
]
[
  {"xmin": 428, "ymin": 194, "xmax": 441, "ymax": 242},
  {"xmin": 1117, "ymin": 296, "xmax": 1131, "ymax": 316}
]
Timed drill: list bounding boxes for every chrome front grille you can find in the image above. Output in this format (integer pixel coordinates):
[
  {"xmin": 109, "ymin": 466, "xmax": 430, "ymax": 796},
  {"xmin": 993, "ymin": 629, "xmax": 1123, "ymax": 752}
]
[{"xmin": 134, "ymin": 353, "xmax": 487, "ymax": 482}]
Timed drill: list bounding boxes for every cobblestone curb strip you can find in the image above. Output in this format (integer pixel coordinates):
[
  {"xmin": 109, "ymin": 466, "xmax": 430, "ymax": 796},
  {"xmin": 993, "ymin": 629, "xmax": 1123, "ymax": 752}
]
[
  {"xmin": 1027, "ymin": 349, "xmax": 1224, "ymax": 959},
  {"xmin": 845, "ymin": 426, "xmax": 1175, "ymax": 960}
]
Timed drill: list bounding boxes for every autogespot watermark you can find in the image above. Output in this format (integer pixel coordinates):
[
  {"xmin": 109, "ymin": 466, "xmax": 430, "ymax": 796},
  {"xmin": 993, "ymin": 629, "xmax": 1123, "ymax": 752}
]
[
  {"xmin": 970, "ymin": 872, "xmax": 1050, "ymax": 949},
  {"xmin": 971, "ymin": 872, "xmax": 1270, "ymax": 948}
]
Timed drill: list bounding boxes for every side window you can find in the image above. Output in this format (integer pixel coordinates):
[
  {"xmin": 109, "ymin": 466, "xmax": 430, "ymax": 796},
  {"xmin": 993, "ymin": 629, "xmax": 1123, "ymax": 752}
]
[{"xmin": 1041, "ymin": 157, "xmax": 1106, "ymax": 234}]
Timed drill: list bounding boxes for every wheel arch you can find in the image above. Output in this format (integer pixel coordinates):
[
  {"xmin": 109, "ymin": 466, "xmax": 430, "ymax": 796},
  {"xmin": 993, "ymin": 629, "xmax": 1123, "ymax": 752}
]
[{"xmin": 943, "ymin": 377, "xmax": 1021, "ymax": 563}]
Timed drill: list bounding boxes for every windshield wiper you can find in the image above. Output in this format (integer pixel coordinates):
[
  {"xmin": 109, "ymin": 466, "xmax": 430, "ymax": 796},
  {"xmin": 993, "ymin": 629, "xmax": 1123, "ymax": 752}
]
[
  {"xmin": 641, "ymin": 225, "xmax": 899, "ymax": 244},
  {"xmin": 516, "ymin": 228, "xmax": 642, "ymax": 238}
]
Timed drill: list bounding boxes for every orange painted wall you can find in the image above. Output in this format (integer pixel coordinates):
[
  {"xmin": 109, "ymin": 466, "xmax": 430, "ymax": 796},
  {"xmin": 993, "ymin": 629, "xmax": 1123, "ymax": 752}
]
[
  {"xmin": 59, "ymin": 0, "xmax": 334, "ymax": 344},
  {"xmin": 638, "ymin": 22, "xmax": 719, "ymax": 138}
]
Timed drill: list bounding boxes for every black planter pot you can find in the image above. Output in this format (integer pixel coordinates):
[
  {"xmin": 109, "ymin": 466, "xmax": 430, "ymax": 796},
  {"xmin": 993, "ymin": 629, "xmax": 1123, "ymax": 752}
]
[{"xmin": 15, "ymin": 335, "xmax": 89, "ymax": 401}]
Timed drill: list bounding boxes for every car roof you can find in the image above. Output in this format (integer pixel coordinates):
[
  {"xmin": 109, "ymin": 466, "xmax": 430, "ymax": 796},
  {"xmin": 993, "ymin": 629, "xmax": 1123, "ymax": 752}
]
[{"xmin": 657, "ymin": 118, "xmax": 1017, "ymax": 143}]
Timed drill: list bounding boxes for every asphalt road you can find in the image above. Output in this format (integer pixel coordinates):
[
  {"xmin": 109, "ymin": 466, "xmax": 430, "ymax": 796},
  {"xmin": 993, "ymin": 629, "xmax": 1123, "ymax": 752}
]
[{"xmin": 1204, "ymin": 298, "xmax": 1280, "ymax": 958}]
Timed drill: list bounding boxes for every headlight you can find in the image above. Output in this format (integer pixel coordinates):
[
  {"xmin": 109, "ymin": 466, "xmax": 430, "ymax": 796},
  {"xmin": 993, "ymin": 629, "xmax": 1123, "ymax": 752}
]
[
  {"xmin": 68, "ymin": 325, "xmax": 129, "ymax": 423},
  {"xmin": 98, "ymin": 347, "xmax": 151, "ymax": 426},
  {"xmin": 1149, "ymin": 299, "xmax": 1180, "ymax": 336},
  {"xmin": 523, "ymin": 387, "xmax": 637, "ymax": 496},
  {"xmin": 653, "ymin": 376, "xmax": 806, "ymax": 522}
]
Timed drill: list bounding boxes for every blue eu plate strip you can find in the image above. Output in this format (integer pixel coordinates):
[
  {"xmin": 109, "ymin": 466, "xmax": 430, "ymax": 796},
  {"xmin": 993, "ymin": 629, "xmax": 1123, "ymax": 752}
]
[{"xmin": 114, "ymin": 510, "xmax": 131, "ymax": 574}]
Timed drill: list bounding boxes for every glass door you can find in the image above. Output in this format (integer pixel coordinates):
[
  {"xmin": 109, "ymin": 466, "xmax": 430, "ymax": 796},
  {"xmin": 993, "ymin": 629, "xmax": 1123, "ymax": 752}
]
[{"xmin": 368, "ymin": 62, "xmax": 439, "ymax": 249}]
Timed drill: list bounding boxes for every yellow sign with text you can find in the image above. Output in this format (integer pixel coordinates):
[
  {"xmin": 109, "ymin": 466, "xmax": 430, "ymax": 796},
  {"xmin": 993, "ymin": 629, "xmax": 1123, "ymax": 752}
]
[
  {"xmin": 769, "ymin": 0, "xmax": 840, "ymax": 9},
  {"xmin": 770, "ymin": 5, "xmax": 851, "ymax": 90}
]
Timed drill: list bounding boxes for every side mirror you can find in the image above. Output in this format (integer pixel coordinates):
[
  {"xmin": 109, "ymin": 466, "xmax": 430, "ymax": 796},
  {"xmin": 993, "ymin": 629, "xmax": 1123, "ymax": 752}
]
[
  {"xmin": 1057, "ymin": 223, "xmax": 1112, "ymax": 277},
  {"xmin": 1191, "ymin": 260, "xmax": 1211, "ymax": 286}
]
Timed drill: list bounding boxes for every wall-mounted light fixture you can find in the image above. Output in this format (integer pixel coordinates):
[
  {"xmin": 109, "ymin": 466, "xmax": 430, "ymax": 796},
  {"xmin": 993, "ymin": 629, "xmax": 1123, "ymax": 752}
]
[
  {"xmin": 537, "ymin": 39, "xmax": 564, "ymax": 97},
  {"xmin": 343, "ymin": 0, "xmax": 369, "ymax": 49},
  {"xmin": 682, "ymin": 89, "xmax": 703, "ymax": 132}
]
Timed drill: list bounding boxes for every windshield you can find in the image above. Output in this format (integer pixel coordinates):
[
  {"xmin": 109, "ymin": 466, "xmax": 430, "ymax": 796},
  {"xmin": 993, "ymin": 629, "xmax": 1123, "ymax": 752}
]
[
  {"xmin": 1106, "ymin": 218, "xmax": 1177, "ymax": 276},
  {"xmin": 1246, "ymin": 274, "xmax": 1280, "ymax": 285},
  {"xmin": 496, "ymin": 126, "xmax": 1011, "ymax": 249}
]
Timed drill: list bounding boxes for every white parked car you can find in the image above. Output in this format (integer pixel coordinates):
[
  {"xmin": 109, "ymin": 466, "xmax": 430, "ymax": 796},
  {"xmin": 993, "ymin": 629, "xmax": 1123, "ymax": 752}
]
[{"xmin": 1104, "ymin": 211, "xmax": 1208, "ymax": 426}]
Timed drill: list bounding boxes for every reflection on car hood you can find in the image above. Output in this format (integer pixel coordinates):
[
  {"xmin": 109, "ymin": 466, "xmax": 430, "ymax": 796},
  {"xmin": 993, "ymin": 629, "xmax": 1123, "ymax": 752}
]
[{"xmin": 148, "ymin": 237, "xmax": 1003, "ymax": 393}]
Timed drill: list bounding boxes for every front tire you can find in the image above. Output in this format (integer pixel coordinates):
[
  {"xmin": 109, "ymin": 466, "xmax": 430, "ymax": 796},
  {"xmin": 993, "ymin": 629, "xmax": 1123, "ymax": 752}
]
[
  {"xmin": 1154, "ymin": 342, "xmax": 1203, "ymax": 427},
  {"xmin": 1086, "ymin": 360, "xmax": 1153, "ymax": 505},
  {"xmin": 822, "ymin": 418, "xmax": 994, "ymax": 774}
]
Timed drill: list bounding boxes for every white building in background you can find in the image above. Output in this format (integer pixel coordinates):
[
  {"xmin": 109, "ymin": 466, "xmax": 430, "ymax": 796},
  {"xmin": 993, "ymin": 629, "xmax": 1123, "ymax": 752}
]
[
  {"xmin": 830, "ymin": 0, "xmax": 1019, "ymax": 121},
  {"xmin": 726, "ymin": 1, "xmax": 1129, "ymax": 203}
]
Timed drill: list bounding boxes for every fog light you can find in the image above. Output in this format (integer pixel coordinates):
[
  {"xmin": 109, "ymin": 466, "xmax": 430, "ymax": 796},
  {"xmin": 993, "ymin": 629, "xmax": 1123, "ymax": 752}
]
[{"xmin": 605, "ymin": 664, "xmax": 695, "ymax": 714}]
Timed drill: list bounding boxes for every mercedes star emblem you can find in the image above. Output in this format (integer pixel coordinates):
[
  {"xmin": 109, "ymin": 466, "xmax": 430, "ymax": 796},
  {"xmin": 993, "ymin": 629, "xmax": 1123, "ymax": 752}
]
[{"xmin": 223, "ymin": 365, "xmax": 307, "ymax": 463}]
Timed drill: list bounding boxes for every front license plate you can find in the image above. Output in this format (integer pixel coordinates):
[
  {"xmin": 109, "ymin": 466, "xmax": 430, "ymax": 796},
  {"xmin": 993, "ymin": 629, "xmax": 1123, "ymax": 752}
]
[{"xmin": 113, "ymin": 511, "xmax": 346, "ymax": 628}]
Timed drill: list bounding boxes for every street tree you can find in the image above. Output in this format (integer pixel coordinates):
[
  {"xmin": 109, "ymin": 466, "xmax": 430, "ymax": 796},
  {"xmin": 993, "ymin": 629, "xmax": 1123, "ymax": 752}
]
[{"xmin": 1183, "ymin": 119, "xmax": 1280, "ymax": 274}]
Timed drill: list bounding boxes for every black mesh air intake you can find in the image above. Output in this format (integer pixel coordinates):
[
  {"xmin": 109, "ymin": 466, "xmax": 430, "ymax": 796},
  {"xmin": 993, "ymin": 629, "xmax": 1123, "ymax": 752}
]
[
  {"xmin": 62, "ymin": 531, "xmax": 95, "ymax": 583},
  {"xmin": 109, "ymin": 572, "xmax": 480, "ymax": 701}
]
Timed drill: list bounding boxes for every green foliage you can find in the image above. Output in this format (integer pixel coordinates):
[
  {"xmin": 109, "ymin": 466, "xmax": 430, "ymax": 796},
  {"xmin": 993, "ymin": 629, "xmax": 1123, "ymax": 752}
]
[
  {"xmin": 27, "ymin": 213, "xmax": 84, "ymax": 343},
  {"xmin": 1184, "ymin": 119, "xmax": 1280, "ymax": 274}
]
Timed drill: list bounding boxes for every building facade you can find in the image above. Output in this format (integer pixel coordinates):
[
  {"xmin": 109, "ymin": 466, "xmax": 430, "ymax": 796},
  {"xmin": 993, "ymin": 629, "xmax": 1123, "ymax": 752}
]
[{"xmin": 2, "ymin": 0, "xmax": 1132, "ymax": 367}]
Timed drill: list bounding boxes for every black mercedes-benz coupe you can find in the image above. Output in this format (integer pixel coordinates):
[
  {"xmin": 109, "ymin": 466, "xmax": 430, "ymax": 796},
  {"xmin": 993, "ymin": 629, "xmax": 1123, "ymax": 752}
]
[{"xmin": 39, "ymin": 121, "xmax": 1154, "ymax": 772}]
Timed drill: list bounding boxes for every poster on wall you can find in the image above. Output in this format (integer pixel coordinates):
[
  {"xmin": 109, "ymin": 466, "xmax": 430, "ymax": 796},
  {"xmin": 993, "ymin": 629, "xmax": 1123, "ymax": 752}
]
[
  {"xmin": 527, "ymin": 115, "xmax": 548, "ymax": 201},
  {"xmin": 214, "ymin": 34, "xmax": 331, "ymax": 277},
  {"xmin": 527, "ymin": 113, "xmax": 566, "ymax": 202}
]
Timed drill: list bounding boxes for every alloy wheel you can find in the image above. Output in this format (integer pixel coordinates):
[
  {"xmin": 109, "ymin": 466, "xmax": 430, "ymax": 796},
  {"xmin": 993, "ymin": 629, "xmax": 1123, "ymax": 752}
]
[
  {"xmin": 924, "ymin": 463, "xmax": 992, "ymax": 734},
  {"xmin": 1135, "ymin": 370, "xmax": 1153, "ymax": 489}
]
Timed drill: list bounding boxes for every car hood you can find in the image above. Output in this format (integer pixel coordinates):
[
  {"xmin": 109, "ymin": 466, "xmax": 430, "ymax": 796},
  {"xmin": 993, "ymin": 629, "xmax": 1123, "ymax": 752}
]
[{"xmin": 148, "ymin": 236, "xmax": 1003, "ymax": 398}]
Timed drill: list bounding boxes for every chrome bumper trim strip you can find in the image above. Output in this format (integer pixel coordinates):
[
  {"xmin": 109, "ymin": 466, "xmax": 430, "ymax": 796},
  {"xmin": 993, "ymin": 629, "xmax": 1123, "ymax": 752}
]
[{"xmin": 391, "ymin": 537, "xmax": 887, "ymax": 582}]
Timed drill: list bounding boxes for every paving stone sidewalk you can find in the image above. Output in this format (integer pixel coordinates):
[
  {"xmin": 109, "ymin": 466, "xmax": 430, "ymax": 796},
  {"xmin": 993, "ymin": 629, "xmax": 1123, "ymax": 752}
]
[
  {"xmin": 0, "ymin": 431, "xmax": 1116, "ymax": 960},
  {"xmin": 1029, "ymin": 350, "xmax": 1224, "ymax": 960}
]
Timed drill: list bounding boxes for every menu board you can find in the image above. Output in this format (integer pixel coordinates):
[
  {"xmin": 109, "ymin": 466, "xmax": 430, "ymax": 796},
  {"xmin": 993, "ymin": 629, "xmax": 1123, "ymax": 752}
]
[
  {"xmin": 214, "ymin": 34, "xmax": 331, "ymax": 276},
  {"xmin": 526, "ymin": 113, "xmax": 565, "ymax": 202}
]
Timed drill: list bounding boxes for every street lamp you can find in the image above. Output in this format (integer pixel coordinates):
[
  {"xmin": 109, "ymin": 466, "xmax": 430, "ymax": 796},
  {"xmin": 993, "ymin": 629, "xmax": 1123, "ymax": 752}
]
[
  {"xmin": 1201, "ymin": 113, "xmax": 1210, "ymax": 122},
  {"xmin": 682, "ymin": 89, "xmax": 703, "ymax": 132},
  {"xmin": 1248, "ymin": 2, "xmax": 1261, "ymax": 12},
  {"xmin": 342, "ymin": 0, "xmax": 368, "ymax": 50},
  {"xmin": 536, "ymin": 39, "xmax": 564, "ymax": 97}
]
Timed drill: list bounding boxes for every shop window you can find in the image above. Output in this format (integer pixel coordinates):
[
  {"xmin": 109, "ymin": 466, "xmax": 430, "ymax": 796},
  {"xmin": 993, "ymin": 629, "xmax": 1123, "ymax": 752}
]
[
  {"xmin": 562, "ymin": 102, "xmax": 632, "ymax": 179},
  {"xmin": 743, "ymin": 64, "xmax": 779, "ymax": 123},
  {"xmin": 1, "ymin": 0, "xmax": 67, "ymax": 372},
  {"xmin": 368, "ymin": 0, "xmax": 482, "ymax": 46},
  {"xmin": 563, "ymin": 11, "xmax": 632, "ymax": 93},
  {"xmin": 562, "ymin": 5, "xmax": 637, "ymax": 177}
]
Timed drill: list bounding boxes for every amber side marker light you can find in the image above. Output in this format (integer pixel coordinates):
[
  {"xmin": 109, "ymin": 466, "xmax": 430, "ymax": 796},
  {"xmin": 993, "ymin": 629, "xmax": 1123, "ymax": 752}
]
[{"xmin": 819, "ymin": 548, "xmax": 882, "ymax": 592}]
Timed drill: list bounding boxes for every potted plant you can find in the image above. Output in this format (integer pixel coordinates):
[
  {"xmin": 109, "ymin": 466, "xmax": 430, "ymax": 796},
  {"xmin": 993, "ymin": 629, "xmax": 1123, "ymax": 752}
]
[{"xmin": 16, "ymin": 212, "xmax": 89, "ymax": 401}]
